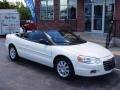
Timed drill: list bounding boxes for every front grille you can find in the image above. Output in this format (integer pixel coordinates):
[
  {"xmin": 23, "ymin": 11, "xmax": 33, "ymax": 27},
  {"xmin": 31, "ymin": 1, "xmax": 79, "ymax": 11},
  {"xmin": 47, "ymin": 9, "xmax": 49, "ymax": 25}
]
[{"xmin": 103, "ymin": 58, "xmax": 115, "ymax": 71}]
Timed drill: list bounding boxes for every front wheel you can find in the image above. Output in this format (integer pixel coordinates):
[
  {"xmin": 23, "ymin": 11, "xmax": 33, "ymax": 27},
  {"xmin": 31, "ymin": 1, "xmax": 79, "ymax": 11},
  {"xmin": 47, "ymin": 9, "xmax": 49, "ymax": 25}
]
[
  {"xmin": 55, "ymin": 58, "xmax": 75, "ymax": 79},
  {"xmin": 9, "ymin": 45, "xmax": 19, "ymax": 61}
]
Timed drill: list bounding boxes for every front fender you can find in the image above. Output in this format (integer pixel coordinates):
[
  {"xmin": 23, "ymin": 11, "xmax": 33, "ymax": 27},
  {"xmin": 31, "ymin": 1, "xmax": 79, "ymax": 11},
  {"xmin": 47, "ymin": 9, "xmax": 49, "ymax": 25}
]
[{"xmin": 51, "ymin": 46, "xmax": 78, "ymax": 66}]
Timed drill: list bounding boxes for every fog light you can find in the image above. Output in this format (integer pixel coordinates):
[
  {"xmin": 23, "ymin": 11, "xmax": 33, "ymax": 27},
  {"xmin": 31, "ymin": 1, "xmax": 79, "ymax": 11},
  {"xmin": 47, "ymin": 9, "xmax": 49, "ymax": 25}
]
[{"xmin": 90, "ymin": 70, "xmax": 97, "ymax": 74}]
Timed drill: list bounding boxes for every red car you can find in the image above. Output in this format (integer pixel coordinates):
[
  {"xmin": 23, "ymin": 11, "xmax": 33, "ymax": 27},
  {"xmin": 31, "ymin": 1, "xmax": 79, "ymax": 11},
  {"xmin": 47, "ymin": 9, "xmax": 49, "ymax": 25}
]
[{"xmin": 22, "ymin": 23, "xmax": 37, "ymax": 31}]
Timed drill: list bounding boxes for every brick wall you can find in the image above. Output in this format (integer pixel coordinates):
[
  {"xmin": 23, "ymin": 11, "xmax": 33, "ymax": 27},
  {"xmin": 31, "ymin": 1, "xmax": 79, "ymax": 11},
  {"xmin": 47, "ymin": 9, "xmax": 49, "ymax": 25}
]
[
  {"xmin": 114, "ymin": 0, "xmax": 120, "ymax": 20},
  {"xmin": 35, "ymin": 0, "xmax": 85, "ymax": 32},
  {"xmin": 77, "ymin": 0, "xmax": 85, "ymax": 32},
  {"xmin": 114, "ymin": 0, "xmax": 120, "ymax": 35}
]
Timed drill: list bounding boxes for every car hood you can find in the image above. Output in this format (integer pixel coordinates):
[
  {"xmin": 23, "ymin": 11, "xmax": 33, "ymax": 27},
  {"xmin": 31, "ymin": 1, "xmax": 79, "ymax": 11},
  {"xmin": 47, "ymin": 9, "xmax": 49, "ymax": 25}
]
[{"xmin": 56, "ymin": 42, "xmax": 113, "ymax": 58}]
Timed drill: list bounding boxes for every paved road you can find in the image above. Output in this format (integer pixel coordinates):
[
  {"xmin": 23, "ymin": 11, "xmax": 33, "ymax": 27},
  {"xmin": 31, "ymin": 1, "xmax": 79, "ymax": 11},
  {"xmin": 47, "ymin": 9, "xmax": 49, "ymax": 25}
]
[{"xmin": 0, "ymin": 38, "xmax": 120, "ymax": 90}]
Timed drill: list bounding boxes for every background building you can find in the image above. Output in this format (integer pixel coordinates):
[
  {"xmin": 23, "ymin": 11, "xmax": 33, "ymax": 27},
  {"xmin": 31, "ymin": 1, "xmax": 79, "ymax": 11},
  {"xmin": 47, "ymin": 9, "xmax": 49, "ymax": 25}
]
[{"xmin": 35, "ymin": 0, "xmax": 119, "ymax": 34}]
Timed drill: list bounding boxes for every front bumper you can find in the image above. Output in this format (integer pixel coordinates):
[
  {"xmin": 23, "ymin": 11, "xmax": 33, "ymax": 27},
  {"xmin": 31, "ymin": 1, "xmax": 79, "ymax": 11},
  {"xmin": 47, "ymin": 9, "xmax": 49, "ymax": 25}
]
[{"xmin": 73, "ymin": 56, "xmax": 115, "ymax": 77}]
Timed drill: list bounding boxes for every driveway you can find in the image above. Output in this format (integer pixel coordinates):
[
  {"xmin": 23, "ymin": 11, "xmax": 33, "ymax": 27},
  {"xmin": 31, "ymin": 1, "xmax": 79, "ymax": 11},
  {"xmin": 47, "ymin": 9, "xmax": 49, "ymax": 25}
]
[{"xmin": 0, "ymin": 38, "xmax": 120, "ymax": 90}]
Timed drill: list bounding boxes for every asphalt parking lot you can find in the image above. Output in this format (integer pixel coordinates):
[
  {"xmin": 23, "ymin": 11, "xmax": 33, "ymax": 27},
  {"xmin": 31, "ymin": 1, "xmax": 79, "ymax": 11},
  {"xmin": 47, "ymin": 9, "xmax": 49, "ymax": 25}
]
[{"xmin": 0, "ymin": 38, "xmax": 120, "ymax": 90}]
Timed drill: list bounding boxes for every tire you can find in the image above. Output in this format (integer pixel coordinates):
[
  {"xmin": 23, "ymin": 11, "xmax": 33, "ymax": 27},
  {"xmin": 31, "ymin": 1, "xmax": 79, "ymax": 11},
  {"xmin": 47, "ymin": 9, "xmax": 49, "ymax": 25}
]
[
  {"xmin": 54, "ymin": 57, "xmax": 75, "ymax": 79},
  {"xmin": 9, "ymin": 45, "xmax": 19, "ymax": 61}
]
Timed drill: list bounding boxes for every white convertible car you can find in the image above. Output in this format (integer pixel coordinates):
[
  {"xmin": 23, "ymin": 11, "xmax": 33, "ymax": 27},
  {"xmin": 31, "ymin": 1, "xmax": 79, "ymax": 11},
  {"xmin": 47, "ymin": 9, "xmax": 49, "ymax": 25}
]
[{"xmin": 5, "ymin": 30, "xmax": 115, "ymax": 79}]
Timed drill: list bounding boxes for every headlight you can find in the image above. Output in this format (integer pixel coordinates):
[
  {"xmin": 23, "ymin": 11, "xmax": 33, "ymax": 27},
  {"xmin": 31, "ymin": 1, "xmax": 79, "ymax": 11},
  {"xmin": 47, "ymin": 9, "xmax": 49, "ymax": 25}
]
[{"xmin": 77, "ymin": 55, "xmax": 101, "ymax": 64}]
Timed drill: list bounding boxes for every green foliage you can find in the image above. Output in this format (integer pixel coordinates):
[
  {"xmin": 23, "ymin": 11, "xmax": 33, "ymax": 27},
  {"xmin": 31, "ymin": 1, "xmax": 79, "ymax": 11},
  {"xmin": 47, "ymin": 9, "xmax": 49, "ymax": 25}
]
[
  {"xmin": 0, "ymin": 1, "xmax": 10, "ymax": 9},
  {"xmin": 0, "ymin": 1, "xmax": 32, "ymax": 20},
  {"xmin": 16, "ymin": 2, "xmax": 32, "ymax": 20}
]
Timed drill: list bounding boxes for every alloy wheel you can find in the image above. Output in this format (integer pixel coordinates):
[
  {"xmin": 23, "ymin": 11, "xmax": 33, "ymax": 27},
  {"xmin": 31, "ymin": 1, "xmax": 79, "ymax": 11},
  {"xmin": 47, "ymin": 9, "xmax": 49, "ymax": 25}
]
[{"xmin": 57, "ymin": 61, "xmax": 70, "ymax": 78}]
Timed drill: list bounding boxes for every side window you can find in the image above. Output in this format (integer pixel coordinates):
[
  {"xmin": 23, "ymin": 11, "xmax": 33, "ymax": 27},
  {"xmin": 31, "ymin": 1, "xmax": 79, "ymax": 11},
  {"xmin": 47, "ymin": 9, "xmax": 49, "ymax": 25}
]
[
  {"xmin": 30, "ymin": 31, "xmax": 46, "ymax": 42},
  {"xmin": 23, "ymin": 33, "xmax": 31, "ymax": 39},
  {"xmin": 23, "ymin": 31, "xmax": 50, "ymax": 45}
]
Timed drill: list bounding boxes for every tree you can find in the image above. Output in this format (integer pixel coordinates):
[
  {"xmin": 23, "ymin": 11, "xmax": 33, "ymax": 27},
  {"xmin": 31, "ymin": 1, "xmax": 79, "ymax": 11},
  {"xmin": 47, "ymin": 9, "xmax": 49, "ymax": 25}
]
[
  {"xmin": 0, "ymin": 1, "xmax": 10, "ymax": 9},
  {"xmin": 17, "ymin": 3, "xmax": 32, "ymax": 20},
  {"xmin": 3, "ymin": 0, "xmax": 7, "ymax": 2},
  {"xmin": 14, "ymin": 2, "xmax": 32, "ymax": 20},
  {"xmin": 0, "ymin": 1, "xmax": 32, "ymax": 20}
]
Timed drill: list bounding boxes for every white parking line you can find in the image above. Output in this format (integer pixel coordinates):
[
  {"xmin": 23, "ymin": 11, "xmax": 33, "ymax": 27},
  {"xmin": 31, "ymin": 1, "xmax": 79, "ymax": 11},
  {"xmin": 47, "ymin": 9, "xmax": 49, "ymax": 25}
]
[{"xmin": 115, "ymin": 68, "xmax": 120, "ymax": 72}]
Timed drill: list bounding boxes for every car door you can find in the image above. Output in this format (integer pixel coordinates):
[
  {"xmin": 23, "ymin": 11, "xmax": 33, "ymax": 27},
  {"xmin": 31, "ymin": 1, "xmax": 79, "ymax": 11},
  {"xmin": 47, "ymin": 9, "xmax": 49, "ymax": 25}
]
[
  {"xmin": 28, "ymin": 40, "xmax": 52, "ymax": 67},
  {"xmin": 14, "ymin": 33, "xmax": 34, "ymax": 59},
  {"xmin": 18, "ymin": 31, "xmax": 53, "ymax": 67}
]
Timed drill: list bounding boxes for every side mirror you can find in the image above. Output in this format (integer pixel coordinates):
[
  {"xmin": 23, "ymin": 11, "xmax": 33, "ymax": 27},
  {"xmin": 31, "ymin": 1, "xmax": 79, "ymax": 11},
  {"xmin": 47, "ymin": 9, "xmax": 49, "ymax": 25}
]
[{"xmin": 39, "ymin": 39, "xmax": 50, "ymax": 45}]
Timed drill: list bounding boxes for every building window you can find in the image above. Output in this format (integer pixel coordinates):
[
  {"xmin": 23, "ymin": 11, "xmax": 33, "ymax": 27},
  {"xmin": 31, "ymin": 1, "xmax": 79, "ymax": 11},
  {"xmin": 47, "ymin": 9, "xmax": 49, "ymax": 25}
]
[
  {"xmin": 104, "ymin": 0, "xmax": 114, "ymax": 33},
  {"xmin": 40, "ymin": 0, "xmax": 54, "ymax": 20},
  {"xmin": 94, "ymin": 0, "xmax": 104, "ymax": 4},
  {"xmin": 60, "ymin": 0, "xmax": 77, "ymax": 19},
  {"xmin": 85, "ymin": 0, "xmax": 92, "ymax": 32},
  {"xmin": 85, "ymin": 0, "xmax": 91, "ymax": 3}
]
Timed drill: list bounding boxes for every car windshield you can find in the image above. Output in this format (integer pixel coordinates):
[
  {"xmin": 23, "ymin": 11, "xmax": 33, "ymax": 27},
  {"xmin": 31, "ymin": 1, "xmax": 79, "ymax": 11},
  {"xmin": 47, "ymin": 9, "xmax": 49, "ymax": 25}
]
[{"xmin": 46, "ymin": 30, "xmax": 87, "ymax": 45}]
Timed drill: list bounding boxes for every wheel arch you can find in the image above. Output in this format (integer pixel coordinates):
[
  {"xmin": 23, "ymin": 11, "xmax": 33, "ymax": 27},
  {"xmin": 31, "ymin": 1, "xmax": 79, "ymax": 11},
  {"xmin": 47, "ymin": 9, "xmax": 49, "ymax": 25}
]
[
  {"xmin": 53, "ymin": 55, "xmax": 75, "ymax": 78},
  {"xmin": 53, "ymin": 55, "xmax": 74, "ymax": 69},
  {"xmin": 8, "ymin": 43, "xmax": 15, "ymax": 49}
]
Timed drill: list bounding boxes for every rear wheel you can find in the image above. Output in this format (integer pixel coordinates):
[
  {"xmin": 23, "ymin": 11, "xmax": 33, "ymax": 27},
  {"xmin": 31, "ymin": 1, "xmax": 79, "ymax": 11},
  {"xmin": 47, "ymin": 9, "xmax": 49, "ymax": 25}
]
[
  {"xmin": 54, "ymin": 57, "xmax": 75, "ymax": 79},
  {"xmin": 9, "ymin": 45, "xmax": 19, "ymax": 61}
]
